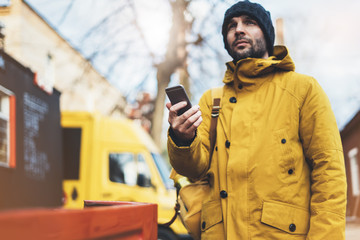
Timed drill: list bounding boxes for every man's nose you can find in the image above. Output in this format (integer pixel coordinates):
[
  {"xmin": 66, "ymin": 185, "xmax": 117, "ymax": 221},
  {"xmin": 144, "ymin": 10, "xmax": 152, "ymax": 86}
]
[{"xmin": 235, "ymin": 23, "xmax": 245, "ymax": 34}]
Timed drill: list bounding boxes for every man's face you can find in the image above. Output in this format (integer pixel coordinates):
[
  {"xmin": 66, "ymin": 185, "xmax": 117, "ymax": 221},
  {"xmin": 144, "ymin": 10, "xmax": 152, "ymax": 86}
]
[{"xmin": 226, "ymin": 15, "xmax": 268, "ymax": 61}]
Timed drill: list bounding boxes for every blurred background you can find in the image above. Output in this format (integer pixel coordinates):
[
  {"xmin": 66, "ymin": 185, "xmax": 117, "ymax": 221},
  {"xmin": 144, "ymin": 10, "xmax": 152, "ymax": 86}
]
[
  {"xmin": 14, "ymin": 0, "xmax": 360, "ymax": 148},
  {"xmin": 0, "ymin": 0, "xmax": 359, "ymax": 239}
]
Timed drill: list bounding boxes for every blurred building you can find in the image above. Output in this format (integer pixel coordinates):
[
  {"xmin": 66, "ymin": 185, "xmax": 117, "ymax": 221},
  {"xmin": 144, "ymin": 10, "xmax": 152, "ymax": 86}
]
[
  {"xmin": 0, "ymin": 50, "xmax": 62, "ymax": 210},
  {"xmin": 341, "ymin": 110, "xmax": 360, "ymax": 220},
  {"xmin": 0, "ymin": 0, "xmax": 126, "ymax": 117}
]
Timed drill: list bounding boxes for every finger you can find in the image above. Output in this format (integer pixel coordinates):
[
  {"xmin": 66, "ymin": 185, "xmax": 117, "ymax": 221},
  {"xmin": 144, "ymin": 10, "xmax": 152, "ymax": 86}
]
[
  {"xmin": 169, "ymin": 101, "xmax": 187, "ymax": 119},
  {"xmin": 185, "ymin": 116, "xmax": 203, "ymax": 134},
  {"xmin": 180, "ymin": 105, "xmax": 200, "ymax": 121},
  {"xmin": 182, "ymin": 109, "xmax": 202, "ymax": 129},
  {"xmin": 189, "ymin": 109, "xmax": 202, "ymax": 124},
  {"xmin": 184, "ymin": 110, "xmax": 201, "ymax": 128},
  {"xmin": 166, "ymin": 102, "xmax": 172, "ymax": 110},
  {"xmin": 170, "ymin": 101, "xmax": 188, "ymax": 113},
  {"xmin": 168, "ymin": 103, "xmax": 187, "ymax": 126},
  {"xmin": 170, "ymin": 105, "xmax": 200, "ymax": 136},
  {"xmin": 193, "ymin": 115, "xmax": 203, "ymax": 128},
  {"xmin": 180, "ymin": 115, "xmax": 202, "ymax": 140}
]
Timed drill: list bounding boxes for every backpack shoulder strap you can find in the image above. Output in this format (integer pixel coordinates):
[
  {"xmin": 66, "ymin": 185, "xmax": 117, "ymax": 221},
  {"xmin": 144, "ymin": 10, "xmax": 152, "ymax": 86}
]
[
  {"xmin": 211, "ymin": 86, "xmax": 223, "ymax": 100},
  {"xmin": 209, "ymin": 86, "xmax": 223, "ymax": 164}
]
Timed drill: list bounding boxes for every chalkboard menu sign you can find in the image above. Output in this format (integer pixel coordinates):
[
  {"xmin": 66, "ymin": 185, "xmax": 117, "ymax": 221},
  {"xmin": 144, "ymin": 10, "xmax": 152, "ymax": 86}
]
[{"xmin": 0, "ymin": 51, "xmax": 62, "ymax": 210}]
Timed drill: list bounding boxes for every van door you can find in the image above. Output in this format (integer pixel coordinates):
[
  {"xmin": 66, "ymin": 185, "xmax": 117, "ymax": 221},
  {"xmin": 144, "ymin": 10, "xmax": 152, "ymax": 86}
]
[
  {"xmin": 101, "ymin": 147, "xmax": 158, "ymax": 204},
  {"xmin": 62, "ymin": 127, "xmax": 86, "ymax": 208}
]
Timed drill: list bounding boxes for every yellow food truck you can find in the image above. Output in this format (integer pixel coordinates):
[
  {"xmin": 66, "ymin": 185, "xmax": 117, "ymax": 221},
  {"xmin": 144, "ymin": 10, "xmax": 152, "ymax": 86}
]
[{"xmin": 61, "ymin": 111, "xmax": 187, "ymax": 240}]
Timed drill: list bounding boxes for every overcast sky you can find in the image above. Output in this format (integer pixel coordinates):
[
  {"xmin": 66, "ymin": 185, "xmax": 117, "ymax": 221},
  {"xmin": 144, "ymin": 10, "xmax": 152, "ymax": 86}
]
[
  {"xmin": 26, "ymin": 0, "xmax": 360, "ymax": 130},
  {"xmin": 258, "ymin": 0, "xmax": 360, "ymax": 130}
]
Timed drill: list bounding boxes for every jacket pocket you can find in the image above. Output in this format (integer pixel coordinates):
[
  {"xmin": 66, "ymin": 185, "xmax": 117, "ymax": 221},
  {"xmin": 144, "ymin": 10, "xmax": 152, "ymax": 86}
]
[
  {"xmin": 261, "ymin": 201, "xmax": 310, "ymax": 235},
  {"xmin": 200, "ymin": 200, "xmax": 223, "ymax": 232}
]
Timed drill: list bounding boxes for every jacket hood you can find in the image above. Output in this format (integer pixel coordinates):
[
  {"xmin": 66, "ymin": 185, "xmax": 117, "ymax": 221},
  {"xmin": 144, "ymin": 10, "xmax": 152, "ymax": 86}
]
[{"xmin": 223, "ymin": 46, "xmax": 295, "ymax": 85}]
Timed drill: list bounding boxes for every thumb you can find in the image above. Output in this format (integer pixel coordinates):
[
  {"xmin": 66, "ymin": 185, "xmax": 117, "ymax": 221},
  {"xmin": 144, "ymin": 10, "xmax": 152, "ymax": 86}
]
[{"xmin": 165, "ymin": 102, "xmax": 172, "ymax": 110}]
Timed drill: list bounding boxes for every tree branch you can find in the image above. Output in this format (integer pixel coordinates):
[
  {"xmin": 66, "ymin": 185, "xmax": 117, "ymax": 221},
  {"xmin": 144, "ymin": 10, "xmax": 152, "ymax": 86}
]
[
  {"xmin": 57, "ymin": 0, "xmax": 77, "ymax": 27},
  {"xmin": 80, "ymin": 3, "xmax": 130, "ymax": 42},
  {"xmin": 127, "ymin": 0, "xmax": 156, "ymax": 64}
]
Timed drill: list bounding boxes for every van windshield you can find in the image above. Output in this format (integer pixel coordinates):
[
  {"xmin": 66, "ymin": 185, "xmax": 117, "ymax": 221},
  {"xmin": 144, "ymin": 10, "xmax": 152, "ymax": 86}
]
[{"xmin": 151, "ymin": 153, "xmax": 174, "ymax": 190}]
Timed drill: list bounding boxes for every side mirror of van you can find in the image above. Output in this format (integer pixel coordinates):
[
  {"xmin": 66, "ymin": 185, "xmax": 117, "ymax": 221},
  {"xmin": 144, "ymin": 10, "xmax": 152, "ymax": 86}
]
[{"xmin": 137, "ymin": 173, "xmax": 152, "ymax": 188}]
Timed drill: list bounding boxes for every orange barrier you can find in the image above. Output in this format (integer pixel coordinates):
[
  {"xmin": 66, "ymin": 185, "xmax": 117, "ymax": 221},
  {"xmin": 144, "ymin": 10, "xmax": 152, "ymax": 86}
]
[{"xmin": 0, "ymin": 201, "xmax": 157, "ymax": 240}]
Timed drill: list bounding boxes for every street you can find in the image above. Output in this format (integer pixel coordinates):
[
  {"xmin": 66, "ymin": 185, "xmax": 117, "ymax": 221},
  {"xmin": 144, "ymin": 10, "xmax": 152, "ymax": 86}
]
[{"xmin": 346, "ymin": 220, "xmax": 360, "ymax": 240}]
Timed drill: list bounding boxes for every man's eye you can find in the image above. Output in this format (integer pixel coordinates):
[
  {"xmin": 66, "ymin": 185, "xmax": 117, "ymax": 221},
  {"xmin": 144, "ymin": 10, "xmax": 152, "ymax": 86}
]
[
  {"xmin": 245, "ymin": 20, "xmax": 257, "ymax": 25},
  {"xmin": 228, "ymin": 23, "xmax": 237, "ymax": 30}
]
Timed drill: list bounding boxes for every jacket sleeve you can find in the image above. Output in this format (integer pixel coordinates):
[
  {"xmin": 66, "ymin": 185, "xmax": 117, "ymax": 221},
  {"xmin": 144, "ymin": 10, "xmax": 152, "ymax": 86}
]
[
  {"xmin": 299, "ymin": 78, "xmax": 347, "ymax": 240},
  {"xmin": 167, "ymin": 89, "xmax": 213, "ymax": 180}
]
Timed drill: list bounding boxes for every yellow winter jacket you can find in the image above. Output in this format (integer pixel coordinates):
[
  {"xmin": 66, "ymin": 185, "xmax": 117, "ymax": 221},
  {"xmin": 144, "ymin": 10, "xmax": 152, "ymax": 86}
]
[{"xmin": 168, "ymin": 46, "xmax": 347, "ymax": 240}]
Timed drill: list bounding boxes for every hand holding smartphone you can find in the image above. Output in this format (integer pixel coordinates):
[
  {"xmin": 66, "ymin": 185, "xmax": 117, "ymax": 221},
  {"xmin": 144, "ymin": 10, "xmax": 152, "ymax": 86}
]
[{"xmin": 165, "ymin": 85, "xmax": 192, "ymax": 116}]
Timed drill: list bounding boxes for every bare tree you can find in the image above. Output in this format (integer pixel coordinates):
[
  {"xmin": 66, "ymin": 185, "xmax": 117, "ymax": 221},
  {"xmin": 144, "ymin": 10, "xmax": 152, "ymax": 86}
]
[
  {"xmin": 151, "ymin": 0, "xmax": 191, "ymax": 146},
  {"xmin": 48, "ymin": 0, "xmax": 229, "ymax": 147}
]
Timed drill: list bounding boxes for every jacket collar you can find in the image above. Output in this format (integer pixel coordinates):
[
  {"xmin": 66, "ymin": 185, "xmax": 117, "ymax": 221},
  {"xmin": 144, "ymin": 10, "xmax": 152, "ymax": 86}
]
[{"xmin": 223, "ymin": 46, "xmax": 295, "ymax": 85}]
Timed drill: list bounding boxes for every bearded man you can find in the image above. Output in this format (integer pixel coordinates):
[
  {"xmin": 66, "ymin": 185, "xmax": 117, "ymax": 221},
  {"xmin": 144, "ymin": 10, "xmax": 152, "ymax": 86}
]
[{"xmin": 167, "ymin": 1, "xmax": 347, "ymax": 239}]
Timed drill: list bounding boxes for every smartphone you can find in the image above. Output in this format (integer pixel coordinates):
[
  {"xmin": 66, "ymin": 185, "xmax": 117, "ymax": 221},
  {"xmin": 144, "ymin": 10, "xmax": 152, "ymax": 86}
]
[{"xmin": 165, "ymin": 85, "xmax": 192, "ymax": 116}]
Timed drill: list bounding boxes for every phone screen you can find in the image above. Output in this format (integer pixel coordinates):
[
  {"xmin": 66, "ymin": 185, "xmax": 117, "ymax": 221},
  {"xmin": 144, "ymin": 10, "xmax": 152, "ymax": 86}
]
[{"xmin": 165, "ymin": 85, "xmax": 192, "ymax": 116}]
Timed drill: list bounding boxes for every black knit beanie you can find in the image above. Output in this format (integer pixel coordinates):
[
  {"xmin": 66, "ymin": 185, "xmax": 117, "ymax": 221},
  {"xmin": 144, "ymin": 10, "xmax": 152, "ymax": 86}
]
[{"xmin": 222, "ymin": 0, "xmax": 275, "ymax": 56}]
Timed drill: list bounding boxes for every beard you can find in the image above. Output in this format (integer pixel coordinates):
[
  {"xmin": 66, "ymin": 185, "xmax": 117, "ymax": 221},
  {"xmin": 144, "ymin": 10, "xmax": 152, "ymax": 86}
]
[{"xmin": 228, "ymin": 36, "xmax": 267, "ymax": 62}]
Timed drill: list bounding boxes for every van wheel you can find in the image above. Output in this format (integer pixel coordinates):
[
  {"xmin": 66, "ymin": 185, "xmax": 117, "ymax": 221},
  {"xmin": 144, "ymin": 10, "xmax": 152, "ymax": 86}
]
[{"xmin": 157, "ymin": 227, "xmax": 178, "ymax": 240}]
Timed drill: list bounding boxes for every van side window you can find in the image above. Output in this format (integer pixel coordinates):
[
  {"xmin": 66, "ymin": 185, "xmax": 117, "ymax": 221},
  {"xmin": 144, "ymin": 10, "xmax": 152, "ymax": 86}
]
[
  {"xmin": 137, "ymin": 154, "xmax": 152, "ymax": 187},
  {"xmin": 109, "ymin": 153, "xmax": 137, "ymax": 186},
  {"xmin": 152, "ymin": 153, "xmax": 173, "ymax": 189}
]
